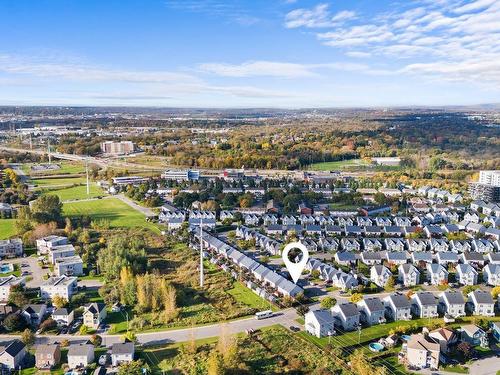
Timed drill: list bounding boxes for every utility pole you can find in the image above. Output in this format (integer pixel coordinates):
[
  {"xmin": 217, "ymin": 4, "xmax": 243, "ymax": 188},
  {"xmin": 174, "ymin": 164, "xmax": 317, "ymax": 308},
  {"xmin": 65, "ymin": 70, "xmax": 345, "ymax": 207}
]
[
  {"xmin": 47, "ymin": 138, "xmax": 52, "ymax": 164},
  {"xmin": 86, "ymin": 157, "xmax": 90, "ymax": 196},
  {"xmin": 199, "ymin": 219, "xmax": 204, "ymax": 287}
]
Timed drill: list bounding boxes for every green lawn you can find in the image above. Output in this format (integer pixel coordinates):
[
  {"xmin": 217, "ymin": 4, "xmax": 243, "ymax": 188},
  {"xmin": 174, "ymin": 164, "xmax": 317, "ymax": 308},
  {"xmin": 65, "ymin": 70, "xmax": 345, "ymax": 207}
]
[
  {"xmin": 32, "ymin": 176, "xmax": 87, "ymax": 186},
  {"xmin": 0, "ymin": 219, "xmax": 16, "ymax": 239},
  {"xmin": 309, "ymin": 158, "xmax": 370, "ymax": 171},
  {"xmin": 63, "ymin": 198, "xmax": 160, "ymax": 233},
  {"xmin": 40, "ymin": 183, "xmax": 105, "ymax": 201},
  {"xmin": 227, "ymin": 281, "xmax": 278, "ymax": 312},
  {"xmin": 23, "ymin": 161, "xmax": 86, "ymax": 176}
]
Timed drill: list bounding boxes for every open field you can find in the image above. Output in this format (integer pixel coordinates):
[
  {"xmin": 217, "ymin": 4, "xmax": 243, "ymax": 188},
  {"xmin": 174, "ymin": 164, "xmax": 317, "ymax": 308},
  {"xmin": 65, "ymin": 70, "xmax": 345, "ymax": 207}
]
[
  {"xmin": 140, "ymin": 325, "xmax": 344, "ymax": 374},
  {"xmin": 63, "ymin": 198, "xmax": 160, "ymax": 233},
  {"xmin": 0, "ymin": 219, "xmax": 16, "ymax": 239},
  {"xmin": 39, "ymin": 183, "xmax": 105, "ymax": 201},
  {"xmin": 119, "ymin": 154, "xmax": 171, "ymax": 168},
  {"xmin": 31, "ymin": 176, "xmax": 87, "ymax": 186},
  {"xmin": 309, "ymin": 158, "xmax": 370, "ymax": 171},
  {"xmin": 22, "ymin": 161, "xmax": 86, "ymax": 176}
]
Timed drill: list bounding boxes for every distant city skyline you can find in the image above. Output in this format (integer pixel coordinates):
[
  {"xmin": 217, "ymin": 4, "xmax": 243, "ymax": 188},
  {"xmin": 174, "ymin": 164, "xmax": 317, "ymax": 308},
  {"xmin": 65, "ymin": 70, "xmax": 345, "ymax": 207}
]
[{"xmin": 1, "ymin": 0, "xmax": 499, "ymax": 107}]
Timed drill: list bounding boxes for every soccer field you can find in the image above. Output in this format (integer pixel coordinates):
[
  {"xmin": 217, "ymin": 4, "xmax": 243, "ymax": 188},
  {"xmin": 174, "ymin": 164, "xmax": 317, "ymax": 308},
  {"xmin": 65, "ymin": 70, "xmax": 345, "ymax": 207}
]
[{"xmin": 63, "ymin": 198, "xmax": 160, "ymax": 233}]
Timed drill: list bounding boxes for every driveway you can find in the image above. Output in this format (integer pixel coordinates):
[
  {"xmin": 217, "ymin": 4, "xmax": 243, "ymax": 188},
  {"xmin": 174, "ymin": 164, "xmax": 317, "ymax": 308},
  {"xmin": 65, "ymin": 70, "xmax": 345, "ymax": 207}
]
[{"xmin": 9, "ymin": 256, "xmax": 46, "ymax": 288}]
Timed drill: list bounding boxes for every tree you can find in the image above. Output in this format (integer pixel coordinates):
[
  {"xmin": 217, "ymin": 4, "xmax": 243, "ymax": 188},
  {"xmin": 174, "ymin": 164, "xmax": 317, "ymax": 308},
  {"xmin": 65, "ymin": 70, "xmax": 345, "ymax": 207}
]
[
  {"xmin": 457, "ymin": 341, "xmax": 474, "ymax": 360},
  {"xmin": 122, "ymin": 331, "xmax": 137, "ymax": 343},
  {"xmin": 491, "ymin": 286, "xmax": 500, "ymax": 299},
  {"xmin": 462, "ymin": 285, "xmax": 478, "ymax": 297},
  {"xmin": 3, "ymin": 313, "xmax": 27, "ymax": 332},
  {"xmin": 162, "ymin": 282, "xmax": 178, "ymax": 323},
  {"xmin": 320, "ymin": 297, "xmax": 336, "ymax": 309},
  {"xmin": 52, "ymin": 296, "xmax": 68, "ymax": 309},
  {"xmin": 207, "ymin": 351, "xmax": 225, "ymax": 375},
  {"xmin": 79, "ymin": 325, "xmax": 90, "ymax": 335},
  {"xmin": 350, "ymin": 293, "xmax": 363, "ymax": 303},
  {"xmin": 39, "ymin": 318, "xmax": 57, "ymax": 333},
  {"xmin": 8, "ymin": 285, "xmax": 29, "ymax": 307},
  {"xmin": 384, "ymin": 276, "xmax": 396, "ymax": 292},
  {"xmin": 98, "ymin": 236, "xmax": 147, "ymax": 281},
  {"xmin": 90, "ymin": 334, "xmax": 102, "ymax": 347},
  {"xmin": 21, "ymin": 328, "xmax": 35, "ymax": 348},
  {"xmin": 118, "ymin": 360, "xmax": 147, "ymax": 375},
  {"xmin": 30, "ymin": 194, "xmax": 63, "ymax": 223}
]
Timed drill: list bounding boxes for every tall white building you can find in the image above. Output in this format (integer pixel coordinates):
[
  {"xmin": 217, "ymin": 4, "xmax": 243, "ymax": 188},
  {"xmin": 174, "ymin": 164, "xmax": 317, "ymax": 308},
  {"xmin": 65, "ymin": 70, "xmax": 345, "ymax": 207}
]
[{"xmin": 479, "ymin": 171, "xmax": 500, "ymax": 187}]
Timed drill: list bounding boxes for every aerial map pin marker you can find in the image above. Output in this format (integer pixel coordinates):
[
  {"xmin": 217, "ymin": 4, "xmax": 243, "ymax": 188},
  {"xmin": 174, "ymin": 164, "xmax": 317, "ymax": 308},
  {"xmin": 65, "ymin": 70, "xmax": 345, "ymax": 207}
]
[{"xmin": 282, "ymin": 242, "xmax": 309, "ymax": 284}]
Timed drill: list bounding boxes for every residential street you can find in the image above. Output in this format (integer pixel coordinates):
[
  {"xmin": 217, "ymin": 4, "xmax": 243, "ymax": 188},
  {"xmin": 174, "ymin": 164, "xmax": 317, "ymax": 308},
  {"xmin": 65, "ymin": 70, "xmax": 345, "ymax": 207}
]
[{"xmin": 0, "ymin": 308, "xmax": 299, "ymax": 347}]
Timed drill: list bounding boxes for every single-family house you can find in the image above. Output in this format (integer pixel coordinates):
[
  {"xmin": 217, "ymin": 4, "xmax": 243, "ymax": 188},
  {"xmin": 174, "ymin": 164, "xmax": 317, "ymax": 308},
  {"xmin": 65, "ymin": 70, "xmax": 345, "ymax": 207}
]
[
  {"xmin": 467, "ymin": 290, "xmax": 495, "ymax": 317},
  {"xmin": 304, "ymin": 309, "xmax": 336, "ymax": 338},
  {"xmin": 35, "ymin": 344, "xmax": 61, "ymax": 369},
  {"xmin": 0, "ymin": 340, "xmax": 26, "ymax": 370},
  {"xmin": 439, "ymin": 291, "xmax": 465, "ymax": 318},
  {"xmin": 83, "ymin": 303, "xmax": 107, "ymax": 329},
  {"xmin": 411, "ymin": 292, "xmax": 438, "ymax": 318},
  {"xmin": 455, "ymin": 264, "xmax": 478, "ymax": 286},
  {"xmin": 426, "ymin": 264, "xmax": 448, "ymax": 285},
  {"xmin": 67, "ymin": 344, "xmax": 94, "ymax": 369},
  {"xmin": 357, "ymin": 297, "xmax": 386, "ymax": 326},
  {"xmin": 332, "ymin": 302, "xmax": 360, "ymax": 331},
  {"xmin": 398, "ymin": 264, "xmax": 420, "ymax": 287},
  {"xmin": 370, "ymin": 265, "xmax": 393, "ymax": 288},
  {"xmin": 111, "ymin": 342, "xmax": 135, "ymax": 366},
  {"xmin": 383, "ymin": 294, "xmax": 411, "ymax": 321}
]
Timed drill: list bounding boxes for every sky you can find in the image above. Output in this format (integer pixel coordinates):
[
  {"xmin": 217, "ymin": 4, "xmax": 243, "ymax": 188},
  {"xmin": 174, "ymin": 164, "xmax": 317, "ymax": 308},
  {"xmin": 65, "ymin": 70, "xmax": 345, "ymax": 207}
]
[{"xmin": 0, "ymin": 0, "xmax": 499, "ymax": 108}]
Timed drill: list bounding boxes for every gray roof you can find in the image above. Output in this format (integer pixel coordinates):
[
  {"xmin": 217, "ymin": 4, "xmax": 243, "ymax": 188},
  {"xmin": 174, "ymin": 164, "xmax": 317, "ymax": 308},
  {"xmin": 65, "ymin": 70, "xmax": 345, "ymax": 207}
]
[
  {"xmin": 470, "ymin": 290, "xmax": 494, "ymax": 304},
  {"xmin": 442, "ymin": 291, "xmax": 464, "ymax": 305},
  {"xmin": 414, "ymin": 292, "xmax": 437, "ymax": 306},
  {"xmin": 68, "ymin": 344, "xmax": 94, "ymax": 357},
  {"xmin": 412, "ymin": 252, "xmax": 433, "ymax": 262},
  {"xmin": 309, "ymin": 309, "xmax": 335, "ymax": 324},
  {"xmin": 335, "ymin": 251, "xmax": 356, "ymax": 261},
  {"xmin": 337, "ymin": 302, "xmax": 359, "ymax": 317},
  {"xmin": 112, "ymin": 342, "xmax": 135, "ymax": 355},
  {"xmin": 387, "ymin": 294, "xmax": 410, "ymax": 309},
  {"xmin": 361, "ymin": 297, "xmax": 384, "ymax": 313}
]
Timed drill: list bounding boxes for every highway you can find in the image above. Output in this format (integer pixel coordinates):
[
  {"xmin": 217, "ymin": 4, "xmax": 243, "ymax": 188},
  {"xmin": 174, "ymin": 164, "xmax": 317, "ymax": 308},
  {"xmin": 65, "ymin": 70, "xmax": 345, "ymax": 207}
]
[{"xmin": 0, "ymin": 144, "xmax": 375, "ymax": 178}]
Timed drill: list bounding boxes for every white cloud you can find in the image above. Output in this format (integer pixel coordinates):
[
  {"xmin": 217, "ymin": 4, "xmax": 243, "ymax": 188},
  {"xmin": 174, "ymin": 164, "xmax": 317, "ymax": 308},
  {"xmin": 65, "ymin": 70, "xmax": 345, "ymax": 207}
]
[
  {"xmin": 198, "ymin": 60, "xmax": 385, "ymax": 78},
  {"xmin": 198, "ymin": 61, "xmax": 318, "ymax": 78},
  {"xmin": 285, "ymin": 1, "xmax": 500, "ymax": 85},
  {"xmin": 285, "ymin": 3, "xmax": 355, "ymax": 28}
]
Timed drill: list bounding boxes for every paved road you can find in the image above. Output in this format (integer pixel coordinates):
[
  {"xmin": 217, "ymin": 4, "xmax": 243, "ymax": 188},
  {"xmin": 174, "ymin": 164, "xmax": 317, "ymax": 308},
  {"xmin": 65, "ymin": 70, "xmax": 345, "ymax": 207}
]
[
  {"xmin": 116, "ymin": 194, "xmax": 156, "ymax": 217},
  {"xmin": 0, "ymin": 308, "xmax": 298, "ymax": 347}
]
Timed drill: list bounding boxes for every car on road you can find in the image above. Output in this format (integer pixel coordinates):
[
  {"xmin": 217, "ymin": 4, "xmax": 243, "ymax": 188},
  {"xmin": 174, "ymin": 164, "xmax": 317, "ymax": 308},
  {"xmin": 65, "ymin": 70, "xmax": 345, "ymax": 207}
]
[{"xmin": 289, "ymin": 326, "xmax": 300, "ymax": 332}]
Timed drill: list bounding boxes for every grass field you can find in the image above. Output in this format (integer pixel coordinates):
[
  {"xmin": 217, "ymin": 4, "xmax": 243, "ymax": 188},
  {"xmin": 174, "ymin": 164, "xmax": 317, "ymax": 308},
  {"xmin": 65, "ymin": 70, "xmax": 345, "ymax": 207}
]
[
  {"xmin": 309, "ymin": 158, "xmax": 370, "ymax": 171},
  {"xmin": 63, "ymin": 198, "xmax": 160, "ymax": 233},
  {"xmin": 0, "ymin": 219, "xmax": 16, "ymax": 239},
  {"xmin": 31, "ymin": 176, "xmax": 87, "ymax": 186},
  {"xmin": 40, "ymin": 183, "xmax": 105, "ymax": 201},
  {"xmin": 22, "ymin": 161, "xmax": 86, "ymax": 176},
  {"xmin": 227, "ymin": 281, "xmax": 278, "ymax": 312}
]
